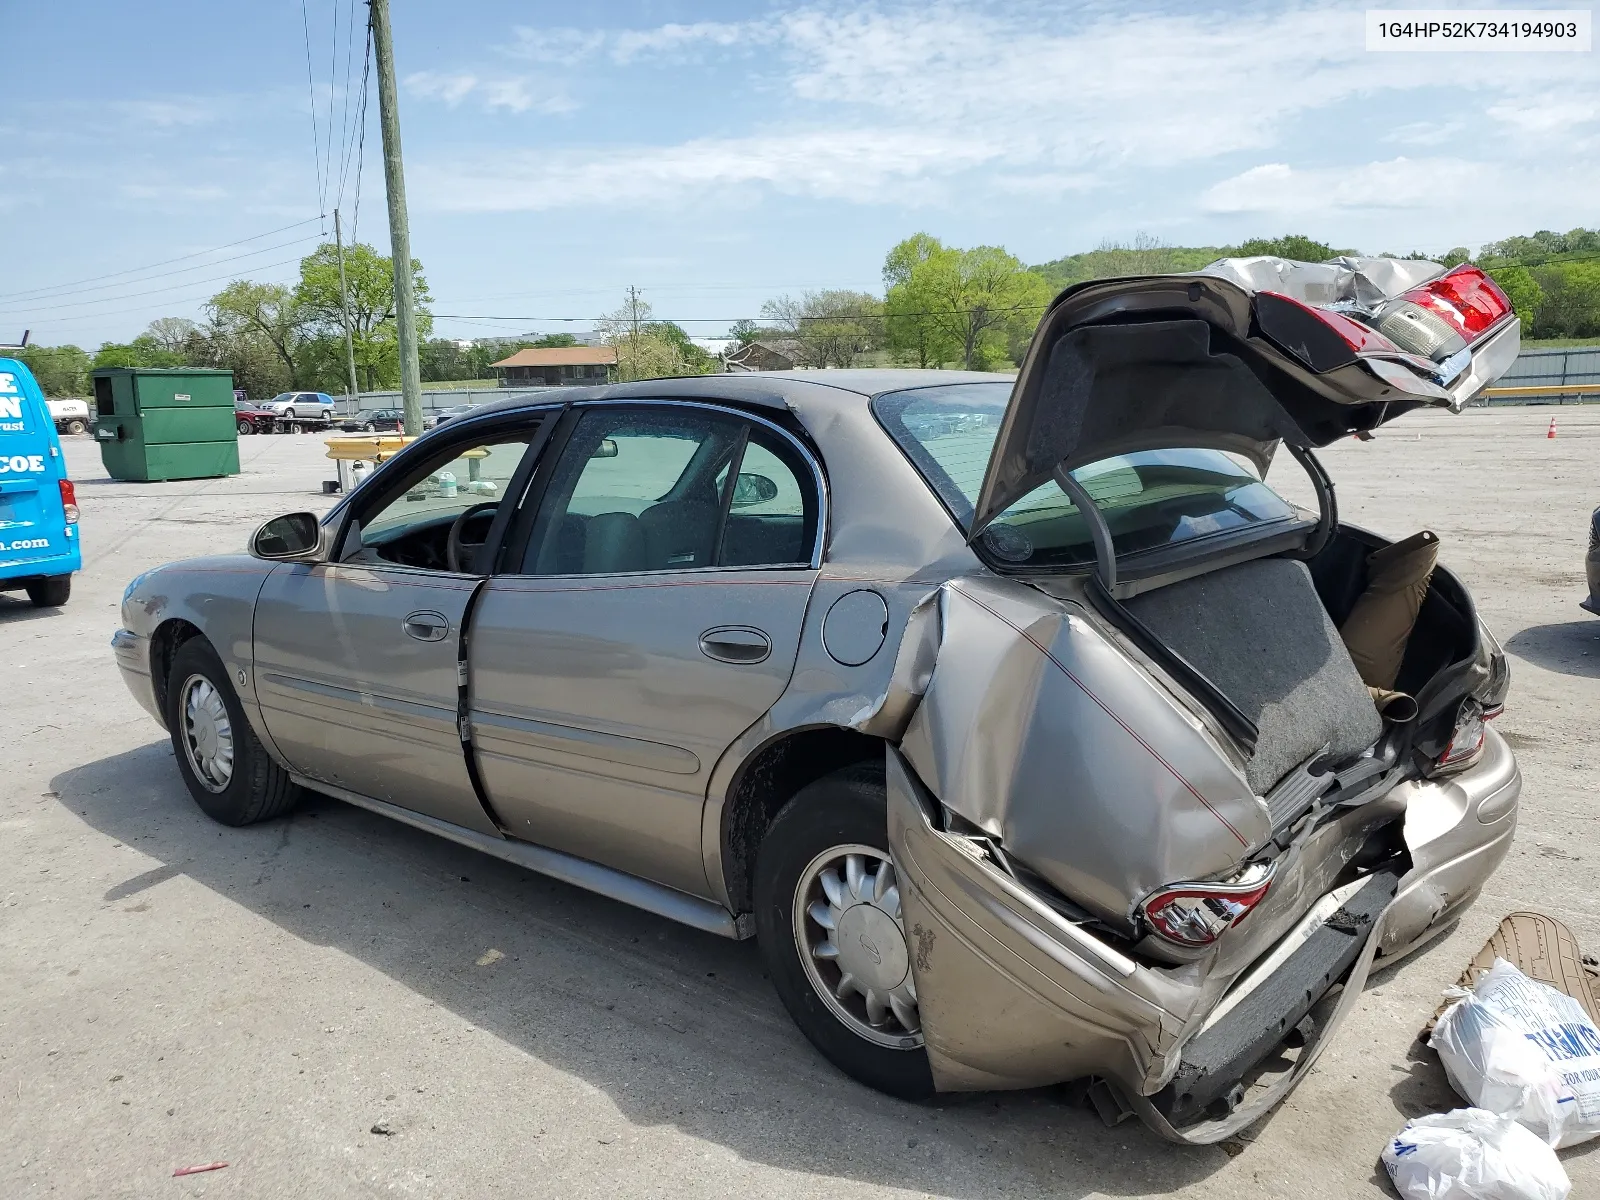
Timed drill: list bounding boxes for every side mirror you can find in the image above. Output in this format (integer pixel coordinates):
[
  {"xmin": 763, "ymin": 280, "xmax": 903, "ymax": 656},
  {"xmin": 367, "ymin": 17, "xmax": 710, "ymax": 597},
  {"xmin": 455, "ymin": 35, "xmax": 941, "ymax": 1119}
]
[
  {"xmin": 590, "ymin": 438, "xmax": 619, "ymax": 459},
  {"xmin": 251, "ymin": 512, "xmax": 323, "ymax": 560},
  {"xmin": 731, "ymin": 472, "xmax": 778, "ymax": 508}
]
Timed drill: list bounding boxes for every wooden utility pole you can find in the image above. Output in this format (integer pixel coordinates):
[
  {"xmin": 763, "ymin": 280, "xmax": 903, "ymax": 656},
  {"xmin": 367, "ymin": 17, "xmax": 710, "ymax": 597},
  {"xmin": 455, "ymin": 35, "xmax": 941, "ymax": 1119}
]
[
  {"xmin": 333, "ymin": 209, "xmax": 361, "ymax": 407},
  {"xmin": 368, "ymin": 0, "xmax": 423, "ymax": 436}
]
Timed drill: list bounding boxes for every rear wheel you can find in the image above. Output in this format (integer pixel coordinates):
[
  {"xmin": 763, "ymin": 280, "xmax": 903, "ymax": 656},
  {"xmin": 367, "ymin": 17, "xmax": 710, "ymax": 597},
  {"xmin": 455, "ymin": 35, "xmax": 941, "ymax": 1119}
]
[
  {"xmin": 166, "ymin": 638, "xmax": 300, "ymax": 826},
  {"xmin": 65, "ymin": 418, "xmax": 87, "ymax": 435},
  {"xmin": 25, "ymin": 576, "xmax": 70, "ymax": 607},
  {"xmin": 754, "ymin": 761, "xmax": 933, "ymax": 1100}
]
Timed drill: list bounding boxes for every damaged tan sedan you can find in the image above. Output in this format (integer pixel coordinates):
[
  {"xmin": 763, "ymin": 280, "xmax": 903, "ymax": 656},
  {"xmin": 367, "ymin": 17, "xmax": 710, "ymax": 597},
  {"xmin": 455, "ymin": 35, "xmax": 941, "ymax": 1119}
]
[{"xmin": 113, "ymin": 256, "xmax": 1522, "ymax": 1143}]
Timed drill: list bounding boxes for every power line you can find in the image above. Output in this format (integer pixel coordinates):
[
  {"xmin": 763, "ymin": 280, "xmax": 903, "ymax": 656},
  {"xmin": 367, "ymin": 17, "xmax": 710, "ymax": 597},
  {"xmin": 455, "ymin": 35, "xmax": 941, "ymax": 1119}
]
[
  {"xmin": 0, "ymin": 218, "xmax": 322, "ymax": 303},
  {"xmin": 301, "ymin": 0, "xmax": 326, "ymax": 214},
  {"xmin": 0, "ymin": 255, "xmax": 313, "ymax": 317},
  {"xmin": 429, "ymin": 302, "xmax": 1050, "ymax": 324},
  {"xmin": 349, "ymin": 22, "xmax": 373, "ymax": 244},
  {"xmin": 0, "ymin": 234, "xmax": 323, "ymax": 308},
  {"xmin": 334, "ymin": 0, "xmax": 362, "ymax": 207}
]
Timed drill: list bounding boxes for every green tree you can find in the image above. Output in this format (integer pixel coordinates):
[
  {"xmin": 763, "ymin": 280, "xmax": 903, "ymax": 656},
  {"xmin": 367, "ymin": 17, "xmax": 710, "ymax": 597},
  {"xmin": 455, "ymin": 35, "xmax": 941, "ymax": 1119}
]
[
  {"xmin": 1488, "ymin": 265, "xmax": 1544, "ymax": 331},
  {"xmin": 293, "ymin": 241, "xmax": 431, "ymax": 392},
  {"xmin": 885, "ymin": 242, "xmax": 1050, "ymax": 370},
  {"xmin": 206, "ymin": 281, "xmax": 311, "ymax": 386},
  {"xmin": 759, "ymin": 290, "xmax": 882, "ymax": 368},
  {"xmin": 1528, "ymin": 261, "xmax": 1600, "ymax": 338},
  {"xmin": 92, "ymin": 335, "xmax": 185, "ymax": 370},
  {"xmin": 598, "ymin": 290, "xmax": 701, "ymax": 381},
  {"xmin": 1230, "ymin": 234, "xmax": 1339, "ymax": 261},
  {"xmin": 533, "ymin": 333, "xmax": 578, "ymax": 348},
  {"xmin": 16, "ymin": 344, "xmax": 90, "ymax": 396},
  {"xmin": 727, "ymin": 318, "xmax": 762, "ymax": 347}
]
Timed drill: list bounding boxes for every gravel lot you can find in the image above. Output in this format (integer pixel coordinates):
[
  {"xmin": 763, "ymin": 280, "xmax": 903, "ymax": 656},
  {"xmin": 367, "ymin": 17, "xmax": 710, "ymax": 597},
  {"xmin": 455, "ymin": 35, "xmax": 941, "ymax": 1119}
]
[{"xmin": 2, "ymin": 406, "xmax": 1597, "ymax": 1199}]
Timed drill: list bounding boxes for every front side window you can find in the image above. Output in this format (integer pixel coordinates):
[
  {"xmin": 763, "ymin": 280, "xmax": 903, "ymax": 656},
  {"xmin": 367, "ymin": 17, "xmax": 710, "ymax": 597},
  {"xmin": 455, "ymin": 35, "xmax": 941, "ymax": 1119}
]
[
  {"xmin": 873, "ymin": 382, "xmax": 1298, "ymax": 569},
  {"xmin": 520, "ymin": 406, "xmax": 817, "ymax": 575},
  {"xmin": 350, "ymin": 432, "xmax": 535, "ymax": 571}
]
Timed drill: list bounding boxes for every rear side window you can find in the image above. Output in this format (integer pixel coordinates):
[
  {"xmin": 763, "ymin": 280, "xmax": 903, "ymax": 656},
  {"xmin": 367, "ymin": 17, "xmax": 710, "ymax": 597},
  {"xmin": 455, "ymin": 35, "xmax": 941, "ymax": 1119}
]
[{"xmin": 874, "ymin": 382, "xmax": 1298, "ymax": 569}]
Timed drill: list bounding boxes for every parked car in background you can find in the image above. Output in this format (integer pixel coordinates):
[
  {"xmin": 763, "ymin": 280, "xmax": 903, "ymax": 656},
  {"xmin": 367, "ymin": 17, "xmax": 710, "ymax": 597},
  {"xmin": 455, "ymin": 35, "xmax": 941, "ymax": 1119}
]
[
  {"xmin": 264, "ymin": 391, "xmax": 336, "ymax": 421},
  {"xmin": 1, "ymin": 358, "xmax": 79, "ymax": 607},
  {"xmin": 346, "ymin": 408, "xmax": 404, "ymax": 432},
  {"xmin": 234, "ymin": 398, "xmax": 276, "ymax": 435},
  {"xmin": 1583, "ymin": 506, "xmax": 1600, "ymax": 615},
  {"xmin": 426, "ymin": 402, "xmax": 479, "ymax": 429},
  {"xmin": 112, "ymin": 257, "xmax": 1523, "ymax": 1145},
  {"xmin": 45, "ymin": 397, "xmax": 90, "ymax": 436}
]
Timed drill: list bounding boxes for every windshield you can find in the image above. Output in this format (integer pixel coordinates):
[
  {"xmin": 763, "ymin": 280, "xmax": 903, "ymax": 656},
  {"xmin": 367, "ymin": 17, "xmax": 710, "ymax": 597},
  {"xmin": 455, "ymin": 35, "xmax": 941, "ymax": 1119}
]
[
  {"xmin": 873, "ymin": 382, "xmax": 1300, "ymax": 569},
  {"xmin": 268, "ymin": 393, "xmax": 292, "ymax": 404}
]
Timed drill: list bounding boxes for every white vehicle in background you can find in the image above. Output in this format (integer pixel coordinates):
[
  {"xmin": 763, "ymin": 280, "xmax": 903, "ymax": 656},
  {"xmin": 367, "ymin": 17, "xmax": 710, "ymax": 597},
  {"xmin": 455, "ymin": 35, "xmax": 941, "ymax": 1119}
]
[
  {"xmin": 264, "ymin": 392, "xmax": 337, "ymax": 422},
  {"xmin": 45, "ymin": 397, "xmax": 90, "ymax": 435}
]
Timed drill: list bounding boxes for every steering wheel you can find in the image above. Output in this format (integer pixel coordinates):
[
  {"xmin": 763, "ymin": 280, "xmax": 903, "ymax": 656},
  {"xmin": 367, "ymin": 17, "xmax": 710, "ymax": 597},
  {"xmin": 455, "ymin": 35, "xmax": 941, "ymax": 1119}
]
[{"xmin": 446, "ymin": 502, "xmax": 500, "ymax": 574}]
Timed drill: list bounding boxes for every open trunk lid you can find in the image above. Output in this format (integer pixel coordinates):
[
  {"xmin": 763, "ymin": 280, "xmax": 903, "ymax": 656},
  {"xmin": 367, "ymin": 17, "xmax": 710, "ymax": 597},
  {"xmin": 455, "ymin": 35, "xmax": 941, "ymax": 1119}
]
[{"xmin": 971, "ymin": 256, "xmax": 1521, "ymax": 536}]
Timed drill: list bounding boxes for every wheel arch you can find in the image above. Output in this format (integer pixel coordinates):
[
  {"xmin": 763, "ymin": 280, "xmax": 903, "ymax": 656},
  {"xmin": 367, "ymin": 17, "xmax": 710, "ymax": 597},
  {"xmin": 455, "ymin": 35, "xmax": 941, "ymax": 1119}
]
[
  {"xmin": 715, "ymin": 724, "xmax": 887, "ymax": 916},
  {"xmin": 149, "ymin": 617, "xmax": 206, "ymax": 724}
]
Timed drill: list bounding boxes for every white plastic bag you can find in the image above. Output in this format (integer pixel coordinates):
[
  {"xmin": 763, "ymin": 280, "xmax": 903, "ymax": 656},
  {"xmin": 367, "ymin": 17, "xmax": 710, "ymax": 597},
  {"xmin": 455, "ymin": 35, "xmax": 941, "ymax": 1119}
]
[
  {"xmin": 1382, "ymin": 1109, "xmax": 1570, "ymax": 1200},
  {"xmin": 1431, "ymin": 957, "xmax": 1600, "ymax": 1147}
]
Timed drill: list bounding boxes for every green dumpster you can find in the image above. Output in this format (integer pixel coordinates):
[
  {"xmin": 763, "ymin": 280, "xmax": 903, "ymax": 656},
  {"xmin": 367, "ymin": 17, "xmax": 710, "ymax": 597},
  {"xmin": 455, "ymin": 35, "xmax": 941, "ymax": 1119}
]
[{"xmin": 91, "ymin": 367, "xmax": 240, "ymax": 482}]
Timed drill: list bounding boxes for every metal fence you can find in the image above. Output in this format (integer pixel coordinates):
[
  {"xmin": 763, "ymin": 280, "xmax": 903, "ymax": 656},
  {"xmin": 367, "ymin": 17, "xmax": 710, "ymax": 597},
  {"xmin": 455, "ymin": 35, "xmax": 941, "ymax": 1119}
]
[
  {"xmin": 330, "ymin": 386, "xmax": 555, "ymax": 416},
  {"xmin": 1484, "ymin": 346, "xmax": 1600, "ymax": 405}
]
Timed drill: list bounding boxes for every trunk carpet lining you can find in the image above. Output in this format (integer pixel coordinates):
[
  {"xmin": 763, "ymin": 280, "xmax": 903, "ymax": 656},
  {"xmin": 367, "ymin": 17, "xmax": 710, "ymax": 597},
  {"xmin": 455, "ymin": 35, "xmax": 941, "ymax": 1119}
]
[{"xmin": 1126, "ymin": 557, "xmax": 1383, "ymax": 794}]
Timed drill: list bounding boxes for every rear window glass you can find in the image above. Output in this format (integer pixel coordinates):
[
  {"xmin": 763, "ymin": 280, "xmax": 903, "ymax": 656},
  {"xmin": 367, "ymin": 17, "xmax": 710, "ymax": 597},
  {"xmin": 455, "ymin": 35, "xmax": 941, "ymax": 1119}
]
[{"xmin": 872, "ymin": 381, "xmax": 1299, "ymax": 569}]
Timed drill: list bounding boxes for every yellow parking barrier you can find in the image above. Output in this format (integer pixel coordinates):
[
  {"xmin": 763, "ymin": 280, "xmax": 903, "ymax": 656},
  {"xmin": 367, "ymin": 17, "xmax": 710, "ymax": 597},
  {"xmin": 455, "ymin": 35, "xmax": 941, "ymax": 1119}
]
[
  {"xmin": 1483, "ymin": 383, "xmax": 1600, "ymax": 399},
  {"xmin": 323, "ymin": 434, "xmax": 489, "ymax": 493}
]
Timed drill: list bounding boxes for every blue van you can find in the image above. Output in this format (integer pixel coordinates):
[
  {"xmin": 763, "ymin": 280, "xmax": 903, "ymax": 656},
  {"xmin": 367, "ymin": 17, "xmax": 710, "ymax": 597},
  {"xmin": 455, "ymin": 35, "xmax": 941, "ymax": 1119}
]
[{"xmin": 0, "ymin": 358, "xmax": 80, "ymax": 606}]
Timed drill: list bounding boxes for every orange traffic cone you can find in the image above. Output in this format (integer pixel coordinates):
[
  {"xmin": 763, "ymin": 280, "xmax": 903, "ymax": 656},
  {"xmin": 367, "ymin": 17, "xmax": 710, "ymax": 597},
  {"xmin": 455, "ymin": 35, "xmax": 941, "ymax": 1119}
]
[{"xmin": 1548, "ymin": 417, "xmax": 1557, "ymax": 439}]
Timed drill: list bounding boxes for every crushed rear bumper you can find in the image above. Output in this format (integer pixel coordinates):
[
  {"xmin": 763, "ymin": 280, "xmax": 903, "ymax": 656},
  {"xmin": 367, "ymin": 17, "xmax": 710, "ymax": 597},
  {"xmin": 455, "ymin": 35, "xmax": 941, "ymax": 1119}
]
[{"xmin": 886, "ymin": 728, "xmax": 1519, "ymax": 1144}]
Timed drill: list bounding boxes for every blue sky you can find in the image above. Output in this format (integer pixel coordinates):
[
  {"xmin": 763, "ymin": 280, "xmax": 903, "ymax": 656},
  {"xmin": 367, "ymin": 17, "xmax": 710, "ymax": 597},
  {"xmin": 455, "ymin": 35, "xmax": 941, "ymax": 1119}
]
[{"xmin": 2, "ymin": 0, "xmax": 1596, "ymax": 348}]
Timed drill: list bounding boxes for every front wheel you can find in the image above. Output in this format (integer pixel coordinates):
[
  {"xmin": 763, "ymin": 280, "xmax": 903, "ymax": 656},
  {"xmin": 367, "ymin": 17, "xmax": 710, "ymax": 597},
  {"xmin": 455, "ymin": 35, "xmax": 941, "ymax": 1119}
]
[
  {"xmin": 25, "ymin": 576, "xmax": 71, "ymax": 607},
  {"xmin": 65, "ymin": 418, "xmax": 87, "ymax": 435},
  {"xmin": 166, "ymin": 638, "xmax": 301, "ymax": 826},
  {"xmin": 362, "ymin": 421, "xmax": 376, "ymax": 432},
  {"xmin": 237, "ymin": 419, "xmax": 253, "ymax": 435},
  {"xmin": 283, "ymin": 407, "xmax": 297, "ymax": 419},
  {"xmin": 754, "ymin": 761, "xmax": 933, "ymax": 1100}
]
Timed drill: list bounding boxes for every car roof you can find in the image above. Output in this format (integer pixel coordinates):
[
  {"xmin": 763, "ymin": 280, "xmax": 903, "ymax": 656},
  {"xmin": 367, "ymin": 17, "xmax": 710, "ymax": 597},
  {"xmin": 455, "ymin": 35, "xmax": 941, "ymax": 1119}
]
[{"xmin": 467, "ymin": 369, "xmax": 1016, "ymax": 426}]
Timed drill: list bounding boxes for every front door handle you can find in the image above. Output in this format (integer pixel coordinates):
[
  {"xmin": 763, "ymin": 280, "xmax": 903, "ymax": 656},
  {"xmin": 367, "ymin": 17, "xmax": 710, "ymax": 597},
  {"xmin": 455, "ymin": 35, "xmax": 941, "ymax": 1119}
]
[
  {"xmin": 699, "ymin": 626, "xmax": 771, "ymax": 664},
  {"xmin": 403, "ymin": 610, "xmax": 451, "ymax": 641}
]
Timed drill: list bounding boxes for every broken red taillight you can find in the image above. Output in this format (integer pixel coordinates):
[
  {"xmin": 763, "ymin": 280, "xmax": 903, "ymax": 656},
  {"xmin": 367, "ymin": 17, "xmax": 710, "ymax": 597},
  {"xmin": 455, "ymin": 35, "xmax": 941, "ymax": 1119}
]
[
  {"xmin": 1139, "ymin": 861, "xmax": 1276, "ymax": 947},
  {"xmin": 1372, "ymin": 265, "xmax": 1514, "ymax": 362},
  {"xmin": 59, "ymin": 478, "xmax": 78, "ymax": 524},
  {"xmin": 1437, "ymin": 698, "xmax": 1501, "ymax": 770},
  {"xmin": 1257, "ymin": 262, "xmax": 1514, "ymax": 380}
]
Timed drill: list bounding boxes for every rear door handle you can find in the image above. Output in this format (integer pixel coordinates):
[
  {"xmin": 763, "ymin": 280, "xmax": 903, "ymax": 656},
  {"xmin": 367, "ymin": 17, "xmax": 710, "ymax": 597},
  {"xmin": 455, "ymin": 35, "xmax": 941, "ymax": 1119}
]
[
  {"xmin": 699, "ymin": 626, "xmax": 771, "ymax": 664},
  {"xmin": 403, "ymin": 610, "xmax": 450, "ymax": 641}
]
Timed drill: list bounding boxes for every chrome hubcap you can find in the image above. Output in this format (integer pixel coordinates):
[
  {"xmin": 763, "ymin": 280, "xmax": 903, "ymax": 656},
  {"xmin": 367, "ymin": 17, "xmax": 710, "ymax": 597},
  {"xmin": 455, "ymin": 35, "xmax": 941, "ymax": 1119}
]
[
  {"xmin": 180, "ymin": 674, "xmax": 234, "ymax": 793},
  {"xmin": 794, "ymin": 845, "xmax": 921, "ymax": 1049}
]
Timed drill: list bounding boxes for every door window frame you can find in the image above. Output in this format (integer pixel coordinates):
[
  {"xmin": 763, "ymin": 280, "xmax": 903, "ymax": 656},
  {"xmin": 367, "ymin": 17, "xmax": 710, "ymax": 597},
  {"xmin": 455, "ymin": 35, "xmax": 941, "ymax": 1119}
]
[
  {"xmin": 496, "ymin": 399, "xmax": 829, "ymax": 577},
  {"xmin": 323, "ymin": 405, "xmax": 565, "ymax": 573}
]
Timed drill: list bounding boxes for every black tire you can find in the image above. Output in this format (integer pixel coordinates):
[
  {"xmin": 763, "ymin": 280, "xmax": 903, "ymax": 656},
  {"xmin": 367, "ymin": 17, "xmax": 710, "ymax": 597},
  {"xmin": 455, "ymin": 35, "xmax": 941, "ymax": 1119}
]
[
  {"xmin": 166, "ymin": 638, "xmax": 300, "ymax": 826},
  {"xmin": 66, "ymin": 418, "xmax": 87, "ymax": 435},
  {"xmin": 754, "ymin": 761, "xmax": 934, "ymax": 1100},
  {"xmin": 362, "ymin": 421, "xmax": 376, "ymax": 432},
  {"xmin": 283, "ymin": 407, "xmax": 297, "ymax": 419},
  {"xmin": 237, "ymin": 419, "xmax": 253, "ymax": 435},
  {"xmin": 25, "ymin": 576, "xmax": 70, "ymax": 607}
]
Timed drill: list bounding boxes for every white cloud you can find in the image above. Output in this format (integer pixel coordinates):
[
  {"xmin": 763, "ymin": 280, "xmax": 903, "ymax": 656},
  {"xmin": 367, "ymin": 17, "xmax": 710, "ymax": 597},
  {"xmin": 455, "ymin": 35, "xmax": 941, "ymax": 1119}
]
[
  {"xmin": 508, "ymin": 21, "xmax": 755, "ymax": 65},
  {"xmin": 111, "ymin": 98, "xmax": 219, "ymax": 128},
  {"xmin": 1202, "ymin": 158, "xmax": 1487, "ymax": 215},
  {"xmin": 414, "ymin": 2, "xmax": 1600, "ymax": 219},
  {"xmin": 405, "ymin": 70, "xmax": 574, "ymax": 115},
  {"xmin": 414, "ymin": 128, "xmax": 1002, "ymax": 213}
]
